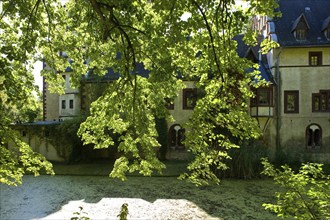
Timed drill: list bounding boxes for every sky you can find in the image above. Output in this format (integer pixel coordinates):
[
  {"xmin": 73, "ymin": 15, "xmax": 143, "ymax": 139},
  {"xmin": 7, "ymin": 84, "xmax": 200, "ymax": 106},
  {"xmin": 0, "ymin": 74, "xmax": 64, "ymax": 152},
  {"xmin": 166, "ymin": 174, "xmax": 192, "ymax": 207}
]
[{"xmin": 33, "ymin": 61, "xmax": 43, "ymax": 91}]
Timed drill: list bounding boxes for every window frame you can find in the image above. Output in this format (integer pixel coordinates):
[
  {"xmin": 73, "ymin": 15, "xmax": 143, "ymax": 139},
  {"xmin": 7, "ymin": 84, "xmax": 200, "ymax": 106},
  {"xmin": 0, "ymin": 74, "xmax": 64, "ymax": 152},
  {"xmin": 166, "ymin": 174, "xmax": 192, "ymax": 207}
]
[
  {"xmin": 295, "ymin": 28, "xmax": 307, "ymax": 41},
  {"xmin": 312, "ymin": 90, "xmax": 330, "ymax": 112},
  {"xmin": 293, "ymin": 15, "xmax": 309, "ymax": 41},
  {"xmin": 250, "ymin": 86, "xmax": 273, "ymax": 107},
  {"xmin": 69, "ymin": 99, "xmax": 74, "ymax": 109},
  {"xmin": 306, "ymin": 124, "xmax": 322, "ymax": 149},
  {"xmin": 182, "ymin": 88, "xmax": 197, "ymax": 110},
  {"xmin": 61, "ymin": 100, "xmax": 66, "ymax": 109},
  {"xmin": 284, "ymin": 90, "xmax": 299, "ymax": 113},
  {"xmin": 309, "ymin": 52, "xmax": 322, "ymax": 66}
]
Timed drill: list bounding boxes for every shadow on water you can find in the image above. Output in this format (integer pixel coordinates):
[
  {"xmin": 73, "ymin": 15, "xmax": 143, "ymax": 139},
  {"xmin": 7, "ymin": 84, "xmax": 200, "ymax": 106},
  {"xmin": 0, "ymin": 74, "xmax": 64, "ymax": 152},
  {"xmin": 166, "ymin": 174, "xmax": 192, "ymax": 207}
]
[{"xmin": 0, "ymin": 164, "xmax": 278, "ymax": 219}]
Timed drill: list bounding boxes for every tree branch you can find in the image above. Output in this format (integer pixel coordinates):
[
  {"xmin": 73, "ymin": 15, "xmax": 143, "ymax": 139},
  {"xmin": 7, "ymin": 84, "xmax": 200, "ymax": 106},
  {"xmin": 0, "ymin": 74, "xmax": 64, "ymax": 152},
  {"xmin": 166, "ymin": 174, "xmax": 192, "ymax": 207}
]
[
  {"xmin": 89, "ymin": 0, "xmax": 110, "ymax": 41},
  {"xmin": 191, "ymin": 0, "xmax": 224, "ymax": 82}
]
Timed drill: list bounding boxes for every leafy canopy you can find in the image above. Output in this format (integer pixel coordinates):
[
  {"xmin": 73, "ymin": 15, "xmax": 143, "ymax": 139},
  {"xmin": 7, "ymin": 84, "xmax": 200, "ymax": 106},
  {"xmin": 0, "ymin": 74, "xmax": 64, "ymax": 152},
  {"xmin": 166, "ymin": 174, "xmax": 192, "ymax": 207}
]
[
  {"xmin": 262, "ymin": 158, "xmax": 330, "ymax": 220},
  {"xmin": 0, "ymin": 0, "xmax": 279, "ymax": 185}
]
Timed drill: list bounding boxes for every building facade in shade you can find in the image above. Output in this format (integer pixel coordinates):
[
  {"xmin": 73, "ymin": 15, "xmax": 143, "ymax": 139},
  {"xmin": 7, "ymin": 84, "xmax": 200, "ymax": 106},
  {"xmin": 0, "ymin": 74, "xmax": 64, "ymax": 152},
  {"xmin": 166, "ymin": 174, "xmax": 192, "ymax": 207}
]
[
  {"xmin": 42, "ymin": 0, "xmax": 330, "ymax": 162},
  {"xmin": 43, "ymin": 60, "xmax": 81, "ymax": 122},
  {"xmin": 43, "ymin": 61, "xmax": 197, "ymax": 160},
  {"xmin": 251, "ymin": 0, "xmax": 330, "ymax": 162}
]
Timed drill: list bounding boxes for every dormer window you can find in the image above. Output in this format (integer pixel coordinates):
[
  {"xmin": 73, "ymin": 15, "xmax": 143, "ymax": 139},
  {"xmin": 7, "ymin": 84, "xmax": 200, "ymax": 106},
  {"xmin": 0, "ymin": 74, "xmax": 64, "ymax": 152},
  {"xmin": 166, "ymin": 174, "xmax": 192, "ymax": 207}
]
[
  {"xmin": 295, "ymin": 26, "xmax": 307, "ymax": 40},
  {"xmin": 321, "ymin": 16, "xmax": 330, "ymax": 40},
  {"xmin": 292, "ymin": 14, "xmax": 310, "ymax": 41},
  {"xmin": 325, "ymin": 26, "xmax": 330, "ymax": 40}
]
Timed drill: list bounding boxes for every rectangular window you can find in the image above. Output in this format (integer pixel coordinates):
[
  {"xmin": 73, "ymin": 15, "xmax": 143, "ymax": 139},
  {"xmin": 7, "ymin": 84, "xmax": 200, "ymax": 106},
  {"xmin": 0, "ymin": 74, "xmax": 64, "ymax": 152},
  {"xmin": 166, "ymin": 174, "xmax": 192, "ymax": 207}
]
[
  {"xmin": 69, "ymin": 99, "xmax": 74, "ymax": 109},
  {"xmin": 251, "ymin": 87, "xmax": 273, "ymax": 107},
  {"xmin": 312, "ymin": 94, "xmax": 320, "ymax": 111},
  {"xmin": 284, "ymin": 90, "xmax": 299, "ymax": 113},
  {"xmin": 312, "ymin": 90, "xmax": 330, "ymax": 112},
  {"xmin": 61, "ymin": 100, "xmax": 66, "ymax": 109},
  {"xmin": 321, "ymin": 93, "xmax": 327, "ymax": 111},
  {"xmin": 309, "ymin": 52, "xmax": 322, "ymax": 66},
  {"xmin": 258, "ymin": 90, "xmax": 270, "ymax": 105},
  {"xmin": 296, "ymin": 29, "xmax": 306, "ymax": 40},
  {"xmin": 183, "ymin": 88, "xmax": 197, "ymax": 110}
]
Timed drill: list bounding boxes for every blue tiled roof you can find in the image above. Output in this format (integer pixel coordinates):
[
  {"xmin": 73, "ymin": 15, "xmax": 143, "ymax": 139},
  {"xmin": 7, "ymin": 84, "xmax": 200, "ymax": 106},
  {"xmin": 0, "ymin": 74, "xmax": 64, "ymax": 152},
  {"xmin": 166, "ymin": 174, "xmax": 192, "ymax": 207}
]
[
  {"xmin": 258, "ymin": 61, "xmax": 273, "ymax": 82},
  {"xmin": 234, "ymin": 35, "xmax": 274, "ymax": 83},
  {"xmin": 274, "ymin": 0, "xmax": 330, "ymax": 47},
  {"xmin": 85, "ymin": 62, "xmax": 150, "ymax": 81}
]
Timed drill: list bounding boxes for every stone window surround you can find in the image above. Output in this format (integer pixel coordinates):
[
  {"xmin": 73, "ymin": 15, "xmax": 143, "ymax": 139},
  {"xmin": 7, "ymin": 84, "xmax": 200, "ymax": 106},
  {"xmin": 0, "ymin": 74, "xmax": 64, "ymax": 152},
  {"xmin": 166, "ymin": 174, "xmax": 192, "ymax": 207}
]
[
  {"xmin": 284, "ymin": 90, "xmax": 299, "ymax": 113},
  {"xmin": 69, "ymin": 99, "xmax": 74, "ymax": 109},
  {"xmin": 309, "ymin": 52, "xmax": 322, "ymax": 66},
  {"xmin": 312, "ymin": 90, "xmax": 330, "ymax": 112},
  {"xmin": 306, "ymin": 123, "xmax": 322, "ymax": 149},
  {"xmin": 182, "ymin": 88, "xmax": 197, "ymax": 110},
  {"xmin": 61, "ymin": 100, "xmax": 66, "ymax": 109},
  {"xmin": 250, "ymin": 86, "xmax": 273, "ymax": 107}
]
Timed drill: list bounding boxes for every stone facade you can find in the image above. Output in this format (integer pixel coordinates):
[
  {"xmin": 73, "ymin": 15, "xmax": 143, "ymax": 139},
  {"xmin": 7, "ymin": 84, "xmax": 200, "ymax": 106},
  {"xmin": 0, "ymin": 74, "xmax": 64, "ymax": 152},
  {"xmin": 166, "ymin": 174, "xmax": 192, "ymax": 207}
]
[
  {"xmin": 253, "ymin": 0, "xmax": 330, "ymax": 163},
  {"xmin": 43, "ymin": 72, "xmax": 80, "ymax": 121},
  {"xmin": 40, "ymin": 0, "xmax": 330, "ymax": 163}
]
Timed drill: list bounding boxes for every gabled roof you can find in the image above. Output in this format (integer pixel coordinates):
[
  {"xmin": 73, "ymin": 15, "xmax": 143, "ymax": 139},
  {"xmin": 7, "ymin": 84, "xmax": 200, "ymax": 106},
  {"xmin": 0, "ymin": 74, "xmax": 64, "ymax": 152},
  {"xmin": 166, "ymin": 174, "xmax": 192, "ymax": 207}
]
[
  {"xmin": 233, "ymin": 34, "xmax": 259, "ymax": 62},
  {"xmin": 273, "ymin": 0, "xmax": 330, "ymax": 46},
  {"xmin": 234, "ymin": 34, "xmax": 274, "ymax": 83}
]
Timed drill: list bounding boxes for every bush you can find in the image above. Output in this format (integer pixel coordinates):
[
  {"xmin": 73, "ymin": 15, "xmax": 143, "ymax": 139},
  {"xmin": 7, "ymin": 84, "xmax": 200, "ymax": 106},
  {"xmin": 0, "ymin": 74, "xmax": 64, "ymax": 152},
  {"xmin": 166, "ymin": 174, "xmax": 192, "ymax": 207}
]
[
  {"xmin": 70, "ymin": 206, "xmax": 90, "ymax": 220},
  {"xmin": 261, "ymin": 158, "xmax": 330, "ymax": 220},
  {"xmin": 220, "ymin": 139, "xmax": 270, "ymax": 179},
  {"xmin": 155, "ymin": 117, "xmax": 168, "ymax": 160},
  {"xmin": 47, "ymin": 116, "xmax": 86, "ymax": 162},
  {"xmin": 272, "ymin": 149, "xmax": 306, "ymax": 171}
]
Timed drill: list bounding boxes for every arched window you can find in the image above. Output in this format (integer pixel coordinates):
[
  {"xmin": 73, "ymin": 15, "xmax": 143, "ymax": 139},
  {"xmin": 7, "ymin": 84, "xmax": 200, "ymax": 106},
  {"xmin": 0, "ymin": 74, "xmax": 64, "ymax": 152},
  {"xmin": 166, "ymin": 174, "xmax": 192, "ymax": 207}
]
[
  {"xmin": 306, "ymin": 124, "xmax": 322, "ymax": 149},
  {"xmin": 168, "ymin": 124, "xmax": 185, "ymax": 150}
]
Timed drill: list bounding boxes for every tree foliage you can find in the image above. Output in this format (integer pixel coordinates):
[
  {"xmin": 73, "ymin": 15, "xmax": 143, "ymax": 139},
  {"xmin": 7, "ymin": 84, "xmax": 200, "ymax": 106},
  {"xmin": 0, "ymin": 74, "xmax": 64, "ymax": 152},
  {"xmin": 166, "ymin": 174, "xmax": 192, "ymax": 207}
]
[
  {"xmin": 261, "ymin": 158, "xmax": 330, "ymax": 220},
  {"xmin": 0, "ymin": 1, "xmax": 54, "ymax": 185},
  {"xmin": 1, "ymin": 0, "xmax": 279, "ymax": 185}
]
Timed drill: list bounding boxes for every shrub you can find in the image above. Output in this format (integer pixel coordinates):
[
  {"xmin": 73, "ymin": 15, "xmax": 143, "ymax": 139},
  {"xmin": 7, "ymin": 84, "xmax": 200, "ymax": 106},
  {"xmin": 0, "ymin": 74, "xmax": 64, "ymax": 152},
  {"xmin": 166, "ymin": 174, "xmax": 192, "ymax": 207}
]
[
  {"xmin": 155, "ymin": 117, "xmax": 168, "ymax": 160},
  {"xmin": 70, "ymin": 206, "xmax": 90, "ymax": 220},
  {"xmin": 47, "ymin": 116, "xmax": 86, "ymax": 162},
  {"xmin": 261, "ymin": 158, "xmax": 330, "ymax": 220},
  {"xmin": 117, "ymin": 203, "xmax": 129, "ymax": 220},
  {"xmin": 220, "ymin": 139, "xmax": 270, "ymax": 179}
]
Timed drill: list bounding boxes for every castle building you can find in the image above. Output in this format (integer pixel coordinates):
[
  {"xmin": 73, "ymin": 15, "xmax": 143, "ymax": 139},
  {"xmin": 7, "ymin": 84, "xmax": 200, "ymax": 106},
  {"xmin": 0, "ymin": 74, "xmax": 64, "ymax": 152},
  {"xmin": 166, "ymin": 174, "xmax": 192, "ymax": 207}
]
[
  {"xmin": 251, "ymin": 0, "xmax": 330, "ymax": 162},
  {"xmin": 41, "ymin": 0, "xmax": 330, "ymax": 162}
]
